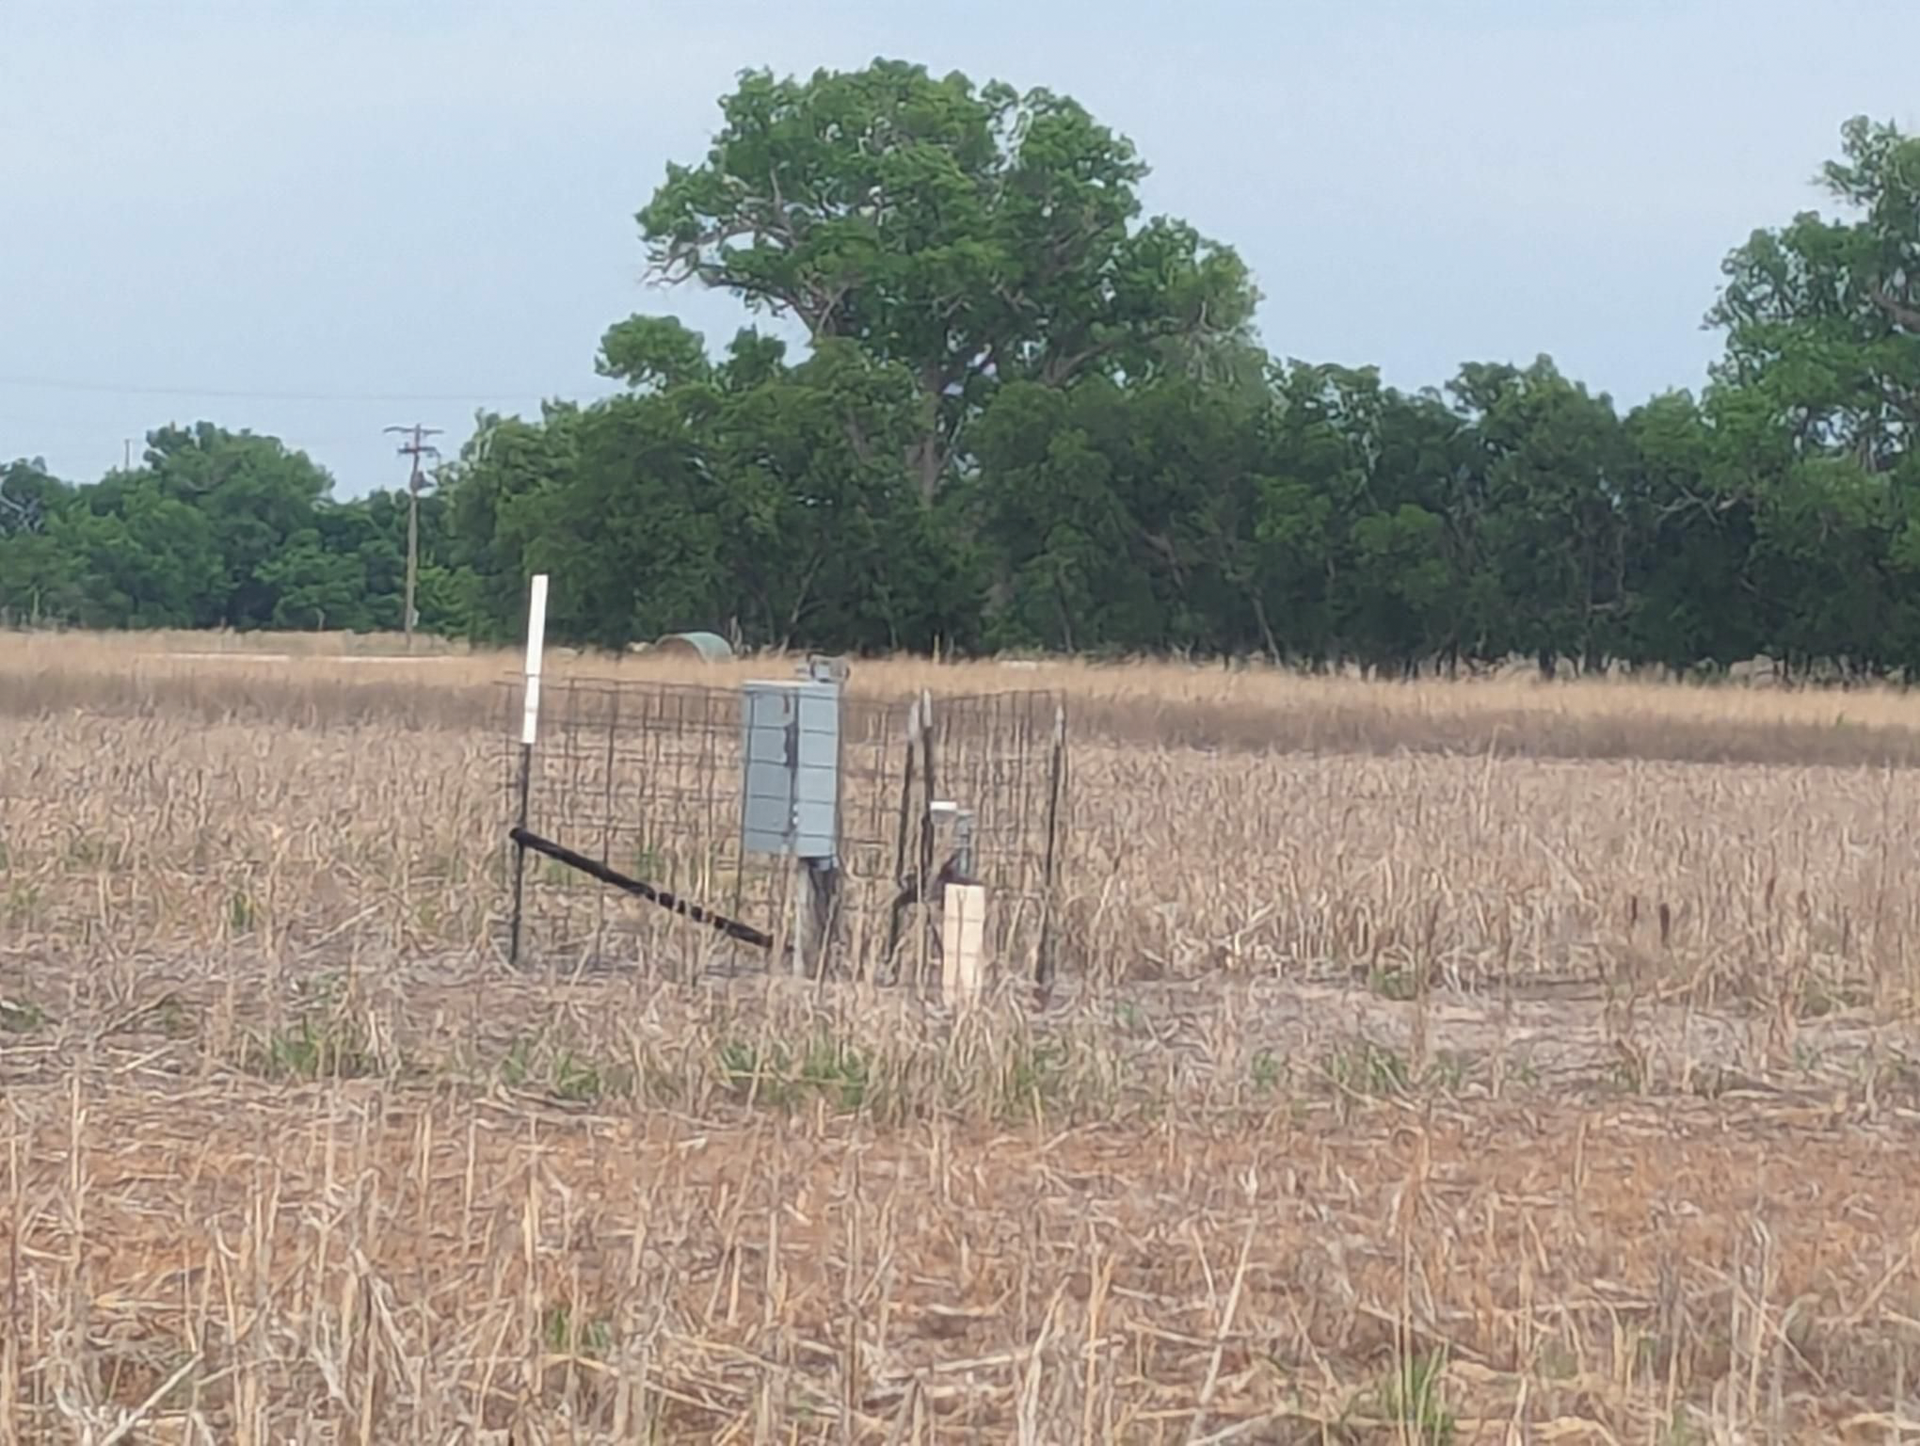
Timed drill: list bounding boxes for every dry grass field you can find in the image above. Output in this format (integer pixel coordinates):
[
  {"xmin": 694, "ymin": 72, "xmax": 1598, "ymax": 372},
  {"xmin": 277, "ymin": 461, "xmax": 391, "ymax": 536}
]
[{"xmin": 9, "ymin": 631, "xmax": 1920, "ymax": 1442}]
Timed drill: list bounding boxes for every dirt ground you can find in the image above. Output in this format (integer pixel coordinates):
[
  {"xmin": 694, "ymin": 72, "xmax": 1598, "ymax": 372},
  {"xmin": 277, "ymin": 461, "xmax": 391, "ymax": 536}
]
[
  {"xmin": 13, "ymin": 665, "xmax": 1920, "ymax": 1439},
  {"xmin": 8, "ymin": 953, "xmax": 1920, "ymax": 1441}
]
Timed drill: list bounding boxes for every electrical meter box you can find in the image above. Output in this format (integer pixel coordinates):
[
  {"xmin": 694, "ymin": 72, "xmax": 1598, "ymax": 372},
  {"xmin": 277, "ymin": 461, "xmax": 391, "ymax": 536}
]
[{"xmin": 740, "ymin": 679, "xmax": 841, "ymax": 860}]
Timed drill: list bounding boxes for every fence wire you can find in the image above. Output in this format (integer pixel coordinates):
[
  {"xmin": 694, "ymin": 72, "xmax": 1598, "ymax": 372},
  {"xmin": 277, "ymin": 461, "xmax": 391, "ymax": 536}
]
[{"xmin": 497, "ymin": 676, "xmax": 1067, "ymax": 988}]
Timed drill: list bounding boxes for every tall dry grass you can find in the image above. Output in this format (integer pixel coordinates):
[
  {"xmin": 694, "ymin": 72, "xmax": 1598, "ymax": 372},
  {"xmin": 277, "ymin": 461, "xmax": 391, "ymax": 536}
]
[
  {"xmin": 14, "ymin": 627, "xmax": 1920, "ymax": 766},
  {"xmin": 6, "ymin": 631, "xmax": 1920, "ymax": 1439}
]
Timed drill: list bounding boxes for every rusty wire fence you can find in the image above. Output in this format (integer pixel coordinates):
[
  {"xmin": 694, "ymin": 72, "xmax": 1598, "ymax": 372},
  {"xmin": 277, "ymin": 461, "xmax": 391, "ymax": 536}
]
[{"xmin": 496, "ymin": 677, "xmax": 1068, "ymax": 990}]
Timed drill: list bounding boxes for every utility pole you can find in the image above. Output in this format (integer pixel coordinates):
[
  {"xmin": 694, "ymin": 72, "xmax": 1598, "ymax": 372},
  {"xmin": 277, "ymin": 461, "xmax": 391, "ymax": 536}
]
[{"xmin": 384, "ymin": 423, "xmax": 442, "ymax": 647}]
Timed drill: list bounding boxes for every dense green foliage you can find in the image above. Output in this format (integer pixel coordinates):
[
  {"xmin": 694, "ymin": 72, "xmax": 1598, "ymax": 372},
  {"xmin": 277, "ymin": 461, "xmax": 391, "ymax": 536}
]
[
  {"xmin": 5, "ymin": 67, "xmax": 1915, "ymax": 675},
  {"xmin": 0, "ymin": 427, "xmax": 466, "ymax": 634}
]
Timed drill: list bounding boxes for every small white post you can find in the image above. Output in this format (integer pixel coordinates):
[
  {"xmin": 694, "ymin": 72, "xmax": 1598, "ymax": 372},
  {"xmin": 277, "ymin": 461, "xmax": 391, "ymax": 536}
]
[
  {"xmin": 942, "ymin": 884, "xmax": 988, "ymax": 1008},
  {"xmin": 520, "ymin": 573, "xmax": 549, "ymax": 745},
  {"xmin": 508, "ymin": 572, "xmax": 550, "ymax": 969}
]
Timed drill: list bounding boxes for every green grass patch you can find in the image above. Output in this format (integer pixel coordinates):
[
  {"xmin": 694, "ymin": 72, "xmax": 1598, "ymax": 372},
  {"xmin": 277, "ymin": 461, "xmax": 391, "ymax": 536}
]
[
  {"xmin": 245, "ymin": 1012, "xmax": 378, "ymax": 1080},
  {"xmin": 718, "ymin": 1032, "xmax": 874, "ymax": 1112},
  {"xmin": 1375, "ymin": 1350, "xmax": 1455, "ymax": 1444},
  {"xmin": 501, "ymin": 1034, "xmax": 635, "ymax": 1105},
  {"xmin": 543, "ymin": 1303, "xmax": 614, "ymax": 1359},
  {"xmin": 0, "ymin": 998, "xmax": 47, "ymax": 1034}
]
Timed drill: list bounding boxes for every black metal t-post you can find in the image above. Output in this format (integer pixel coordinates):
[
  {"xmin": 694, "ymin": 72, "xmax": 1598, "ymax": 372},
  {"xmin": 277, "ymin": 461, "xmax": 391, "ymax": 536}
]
[
  {"xmin": 508, "ymin": 739, "xmax": 533, "ymax": 968},
  {"xmin": 1038, "ymin": 703, "xmax": 1067, "ymax": 990}
]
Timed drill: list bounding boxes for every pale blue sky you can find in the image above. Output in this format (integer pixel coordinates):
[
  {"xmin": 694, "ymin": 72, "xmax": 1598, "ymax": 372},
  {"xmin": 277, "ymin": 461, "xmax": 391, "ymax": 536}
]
[{"xmin": 3, "ymin": 0, "xmax": 1916, "ymax": 496}]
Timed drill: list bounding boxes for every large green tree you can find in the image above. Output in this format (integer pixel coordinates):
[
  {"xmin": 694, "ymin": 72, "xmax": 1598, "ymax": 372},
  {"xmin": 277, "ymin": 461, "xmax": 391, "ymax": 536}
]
[
  {"xmin": 90, "ymin": 424, "xmax": 339, "ymax": 629},
  {"xmin": 637, "ymin": 58, "xmax": 1258, "ymax": 500},
  {"xmin": 53, "ymin": 482, "xmax": 226, "ymax": 628},
  {"xmin": 1448, "ymin": 359, "xmax": 1632, "ymax": 674},
  {"xmin": 0, "ymin": 457, "xmax": 66, "ymax": 536},
  {"xmin": 1612, "ymin": 390, "xmax": 1759, "ymax": 670},
  {"xmin": 12, "ymin": 89, "xmax": 1918, "ymax": 679},
  {"xmin": 1711, "ymin": 116, "xmax": 1919, "ymax": 471},
  {"xmin": 1308, "ymin": 371, "xmax": 1486, "ymax": 674},
  {"xmin": 0, "ymin": 458, "xmax": 78, "ymax": 623},
  {"xmin": 443, "ymin": 403, "xmax": 586, "ymax": 641},
  {"xmin": 448, "ymin": 321, "xmax": 975, "ymax": 652},
  {"xmin": 1705, "ymin": 116, "xmax": 1920, "ymax": 676},
  {"xmin": 7, "ymin": 425, "xmax": 443, "ymax": 635}
]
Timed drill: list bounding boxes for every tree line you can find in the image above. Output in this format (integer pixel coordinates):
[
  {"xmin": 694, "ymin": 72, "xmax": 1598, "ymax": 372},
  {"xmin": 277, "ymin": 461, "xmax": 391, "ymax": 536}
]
[
  {"xmin": 0, "ymin": 426, "xmax": 465, "ymax": 635},
  {"xmin": 4, "ymin": 63, "xmax": 1916, "ymax": 677}
]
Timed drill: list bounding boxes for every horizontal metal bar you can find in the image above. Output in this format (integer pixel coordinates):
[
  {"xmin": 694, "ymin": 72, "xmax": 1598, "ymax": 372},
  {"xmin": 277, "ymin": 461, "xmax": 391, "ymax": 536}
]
[{"xmin": 509, "ymin": 826, "xmax": 773, "ymax": 950}]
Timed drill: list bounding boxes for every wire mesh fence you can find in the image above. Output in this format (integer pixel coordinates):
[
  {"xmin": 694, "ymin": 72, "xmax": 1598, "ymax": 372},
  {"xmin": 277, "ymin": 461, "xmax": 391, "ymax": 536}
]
[{"xmin": 496, "ymin": 674, "xmax": 1068, "ymax": 989}]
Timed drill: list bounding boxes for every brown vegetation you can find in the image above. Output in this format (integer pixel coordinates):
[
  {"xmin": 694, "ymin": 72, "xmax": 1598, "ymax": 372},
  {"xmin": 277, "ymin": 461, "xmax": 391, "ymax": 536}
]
[
  {"xmin": 6, "ymin": 631, "xmax": 1920, "ymax": 1440},
  {"xmin": 14, "ymin": 627, "xmax": 1920, "ymax": 766}
]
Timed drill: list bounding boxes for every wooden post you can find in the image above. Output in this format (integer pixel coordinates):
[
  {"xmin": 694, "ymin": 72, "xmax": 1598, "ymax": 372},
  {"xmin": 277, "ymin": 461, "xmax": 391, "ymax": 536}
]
[{"xmin": 942, "ymin": 884, "xmax": 988, "ymax": 1008}]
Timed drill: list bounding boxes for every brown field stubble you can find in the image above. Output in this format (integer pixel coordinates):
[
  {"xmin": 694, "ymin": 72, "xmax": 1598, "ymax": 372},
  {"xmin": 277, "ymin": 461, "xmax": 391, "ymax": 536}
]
[{"xmin": 7, "ymin": 632, "xmax": 1920, "ymax": 1441}]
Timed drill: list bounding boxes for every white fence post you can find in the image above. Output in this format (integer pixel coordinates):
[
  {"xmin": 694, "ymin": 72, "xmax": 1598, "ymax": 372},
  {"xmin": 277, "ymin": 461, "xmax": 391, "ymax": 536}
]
[{"xmin": 507, "ymin": 573, "xmax": 550, "ymax": 967}]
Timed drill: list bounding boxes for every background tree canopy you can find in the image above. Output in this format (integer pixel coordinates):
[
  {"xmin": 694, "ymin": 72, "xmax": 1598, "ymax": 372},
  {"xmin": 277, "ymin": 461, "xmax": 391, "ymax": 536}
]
[{"xmin": 4, "ymin": 61, "xmax": 1915, "ymax": 678}]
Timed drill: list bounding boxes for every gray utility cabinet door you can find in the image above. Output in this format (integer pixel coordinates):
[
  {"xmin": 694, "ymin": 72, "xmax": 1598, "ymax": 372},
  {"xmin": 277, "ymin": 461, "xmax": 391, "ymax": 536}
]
[{"xmin": 740, "ymin": 681, "xmax": 840, "ymax": 859}]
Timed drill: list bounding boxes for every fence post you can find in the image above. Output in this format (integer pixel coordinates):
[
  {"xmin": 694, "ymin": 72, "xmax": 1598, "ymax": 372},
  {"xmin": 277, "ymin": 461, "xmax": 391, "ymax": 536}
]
[
  {"xmin": 1038, "ymin": 702, "xmax": 1066, "ymax": 990},
  {"xmin": 507, "ymin": 573, "xmax": 549, "ymax": 969},
  {"xmin": 942, "ymin": 883, "xmax": 988, "ymax": 1008}
]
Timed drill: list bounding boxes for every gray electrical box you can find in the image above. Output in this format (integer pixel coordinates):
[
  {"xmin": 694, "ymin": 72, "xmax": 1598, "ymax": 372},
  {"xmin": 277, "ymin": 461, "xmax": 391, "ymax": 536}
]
[{"xmin": 741, "ymin": 679, "xmax": 841, "ymax": 860}]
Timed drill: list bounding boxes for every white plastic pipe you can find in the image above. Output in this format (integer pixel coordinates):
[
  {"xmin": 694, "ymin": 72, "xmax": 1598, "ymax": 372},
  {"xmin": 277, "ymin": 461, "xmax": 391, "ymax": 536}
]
[{"xmin": 520, "ymin": 573, "xmax": 549, "ymax": 746}]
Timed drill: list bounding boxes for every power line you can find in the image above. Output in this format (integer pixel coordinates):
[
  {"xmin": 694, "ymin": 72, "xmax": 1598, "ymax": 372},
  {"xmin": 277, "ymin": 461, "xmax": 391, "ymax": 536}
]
[{"xmin": 0, "ymin": 373, "xmax": 540, "ymax": 404}]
